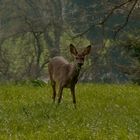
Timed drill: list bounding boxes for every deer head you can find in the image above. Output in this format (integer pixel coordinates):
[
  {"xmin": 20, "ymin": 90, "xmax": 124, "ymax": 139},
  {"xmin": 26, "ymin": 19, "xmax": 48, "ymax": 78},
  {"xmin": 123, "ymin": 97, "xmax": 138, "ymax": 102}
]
[{"xmin": 70, "ymin": 44, "xmax": 91, "ymax": 67}]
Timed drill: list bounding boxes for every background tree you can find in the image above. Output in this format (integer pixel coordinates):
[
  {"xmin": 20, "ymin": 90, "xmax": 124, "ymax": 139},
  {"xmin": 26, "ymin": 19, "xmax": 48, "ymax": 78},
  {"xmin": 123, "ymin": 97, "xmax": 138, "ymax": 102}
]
[{"xmin": 0, "ymin": 0, "xmax": 64, "ymax": 80}]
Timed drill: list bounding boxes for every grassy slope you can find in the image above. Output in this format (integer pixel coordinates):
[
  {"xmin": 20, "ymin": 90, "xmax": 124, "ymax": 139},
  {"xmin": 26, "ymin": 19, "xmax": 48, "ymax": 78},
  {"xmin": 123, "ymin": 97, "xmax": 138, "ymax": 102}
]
[{"xmin": 0, "ymin": 84, "xmax": 140, "ymax": 140}]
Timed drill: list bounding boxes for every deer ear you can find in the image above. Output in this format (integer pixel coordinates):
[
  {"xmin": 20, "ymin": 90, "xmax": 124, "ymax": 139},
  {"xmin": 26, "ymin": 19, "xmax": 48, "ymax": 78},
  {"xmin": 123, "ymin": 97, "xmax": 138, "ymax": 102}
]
[
  {"xmin": 70, "ymin": 44, "xmax": 78, "ymax": 56},
  {"xmin": 82, "ymin": 45, "xmax": 91, "ymax": 55}
]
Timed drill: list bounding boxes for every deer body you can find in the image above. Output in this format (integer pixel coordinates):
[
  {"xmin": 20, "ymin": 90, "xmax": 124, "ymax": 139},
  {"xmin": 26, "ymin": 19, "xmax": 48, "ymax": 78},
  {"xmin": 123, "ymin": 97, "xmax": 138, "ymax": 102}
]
[
  {"xmin": 48, "ymin": 44, "xmax": 91, "ymax": 108},
  {"xmin": 49, "ymin": 56, "xmax": 80, "ymax": 88}
]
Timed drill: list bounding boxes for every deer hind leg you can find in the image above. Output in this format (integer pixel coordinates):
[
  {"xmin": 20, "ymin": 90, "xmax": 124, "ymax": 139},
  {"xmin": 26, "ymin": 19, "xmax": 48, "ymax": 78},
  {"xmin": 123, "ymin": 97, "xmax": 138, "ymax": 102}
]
[
  {"xmin": 58, "ymin": 85, "xmax": 64, "ymax": 104},
  {"xmin": 51, "ymin": 81, "xmax": 56, "ymax": 102},
  {"xmin": 48, "ymin": 65, "xmax": 56, "ymax": 102}
]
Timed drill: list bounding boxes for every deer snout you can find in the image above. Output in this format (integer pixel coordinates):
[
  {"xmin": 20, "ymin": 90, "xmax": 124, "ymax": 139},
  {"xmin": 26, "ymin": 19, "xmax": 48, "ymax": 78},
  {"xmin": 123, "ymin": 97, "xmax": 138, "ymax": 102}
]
[
  {"xmin": 76, "ymin": 58, "xmax": 84, "ymax": 67},
  {"xmin": 77, "ymin": 60, "xmax": 84, "ymax": 66}
]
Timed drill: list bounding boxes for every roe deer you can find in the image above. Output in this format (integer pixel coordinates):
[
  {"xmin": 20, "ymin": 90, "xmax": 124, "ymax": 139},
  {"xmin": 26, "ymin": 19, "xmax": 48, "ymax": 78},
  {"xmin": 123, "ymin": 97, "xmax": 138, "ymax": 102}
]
[{"xmin": 48, "ymin": 44, "xmax": 91, "ymax": 108}]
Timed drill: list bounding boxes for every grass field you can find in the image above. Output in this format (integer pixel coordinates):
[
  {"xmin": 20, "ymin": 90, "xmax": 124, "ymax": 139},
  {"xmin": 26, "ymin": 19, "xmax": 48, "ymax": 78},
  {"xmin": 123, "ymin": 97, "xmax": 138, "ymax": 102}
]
[{"xmin": 0, "ymin": 83, "xmax": 140, "ymax": 140}]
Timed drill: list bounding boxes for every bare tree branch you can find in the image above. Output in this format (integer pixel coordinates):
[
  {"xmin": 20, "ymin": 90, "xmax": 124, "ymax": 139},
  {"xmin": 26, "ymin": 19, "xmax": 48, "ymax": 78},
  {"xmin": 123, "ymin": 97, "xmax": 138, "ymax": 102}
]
[
  {"xmin": 25, "ymin": 0, "xmax": 41, "ymax": 17},
  {"xmin": 99, "ymin": 0, "xmax": 133, "ymax": 25},
  {"xmin": 39, "ymin": 59, "xmax": 49, "ymax": 73},
  {"xmin": 72, "ymin": 0, "xmax": 134, "ymax": 39},
  {"xmin": 113, "ymin": 0, "xmax": 138, "ymax": 39}
]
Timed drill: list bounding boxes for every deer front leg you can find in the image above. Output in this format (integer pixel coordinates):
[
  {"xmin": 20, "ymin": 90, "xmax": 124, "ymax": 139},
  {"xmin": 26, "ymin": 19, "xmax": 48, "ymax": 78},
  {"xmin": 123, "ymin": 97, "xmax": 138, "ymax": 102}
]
[
  {"xmin": 70, "ymin": 86, "xmax": 76, "ymax": 108},
  {"xmin": 58, "ymin": 85, "xmax": 63, "ymax": 104}
]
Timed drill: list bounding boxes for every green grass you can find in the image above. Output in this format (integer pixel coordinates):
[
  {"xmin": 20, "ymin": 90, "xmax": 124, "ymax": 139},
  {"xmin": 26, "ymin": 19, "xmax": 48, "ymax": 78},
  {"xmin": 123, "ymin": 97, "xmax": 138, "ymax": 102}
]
[{"xmin": 0, "ymin": 84, "xmax": 140, "ymax": 140}]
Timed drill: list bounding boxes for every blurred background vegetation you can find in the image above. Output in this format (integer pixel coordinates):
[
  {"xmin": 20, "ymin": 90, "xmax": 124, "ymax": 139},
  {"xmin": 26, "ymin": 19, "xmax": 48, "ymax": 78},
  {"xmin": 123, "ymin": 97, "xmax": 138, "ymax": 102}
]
[{"xmin": 0, "ymin": 0, "xmax": 140, "ymax": 84}]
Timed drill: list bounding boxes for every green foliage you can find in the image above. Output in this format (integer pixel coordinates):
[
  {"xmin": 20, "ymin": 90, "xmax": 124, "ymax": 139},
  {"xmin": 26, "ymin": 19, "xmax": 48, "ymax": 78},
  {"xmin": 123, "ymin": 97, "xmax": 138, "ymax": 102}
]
[
  {"xmin": 0, "ymin": 84, "xmax": 140, "ymax": 139},
  {"xmin": 118, "ymin": 32, "xmax": 140, "ymax": 84},
  {"xmin": 120, "ymin": 33, "xmax": 140, "ymax": 62},
  {"xmin": 30, "ymin": 79, "xmax": 47, "ymax": 87}
]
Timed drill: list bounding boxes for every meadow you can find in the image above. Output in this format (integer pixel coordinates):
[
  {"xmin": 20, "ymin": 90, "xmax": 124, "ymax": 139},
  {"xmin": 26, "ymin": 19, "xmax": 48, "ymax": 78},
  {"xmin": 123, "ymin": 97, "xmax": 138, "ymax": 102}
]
[{"xmin": 0, "ymin": 83, "xmax": 140, "ymax": 140}]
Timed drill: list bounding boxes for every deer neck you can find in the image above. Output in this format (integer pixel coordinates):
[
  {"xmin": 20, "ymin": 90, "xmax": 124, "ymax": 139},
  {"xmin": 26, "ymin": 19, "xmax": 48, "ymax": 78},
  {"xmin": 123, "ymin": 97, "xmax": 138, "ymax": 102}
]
[
  {"xmin": 70, "ymin": 63, "xmax": 82, "ymax": 83},
  {"xmin": 74, "ymin": 63, "xmax": 82, "ymax": 74}
]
